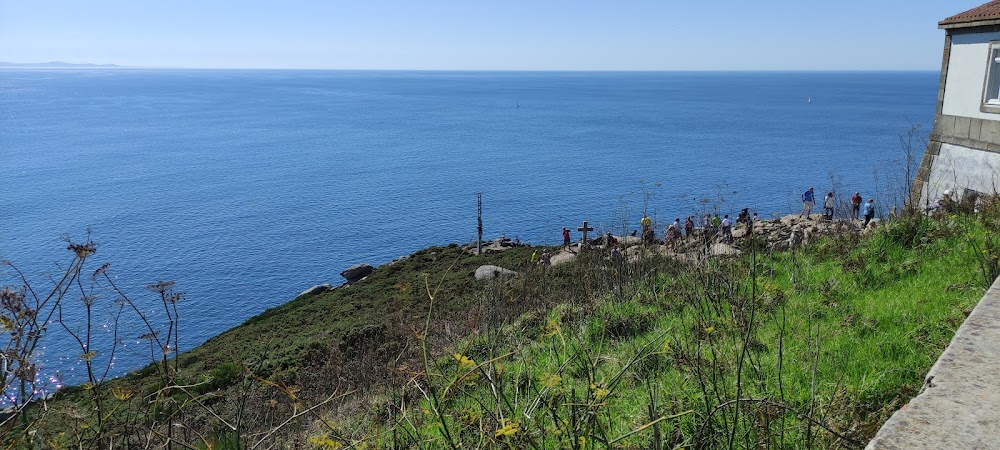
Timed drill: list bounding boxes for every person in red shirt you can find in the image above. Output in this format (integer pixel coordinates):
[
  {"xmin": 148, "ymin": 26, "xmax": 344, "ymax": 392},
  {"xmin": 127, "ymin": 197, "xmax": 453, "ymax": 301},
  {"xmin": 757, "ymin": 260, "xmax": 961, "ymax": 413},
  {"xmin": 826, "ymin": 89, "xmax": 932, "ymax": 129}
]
[
  {"xmin": 562, "ymin": 227, "xmax": 571, "ymax": 250},
  {"xmin": 850, "ymin": 192, "xmax": 863, "ymax": 219}
]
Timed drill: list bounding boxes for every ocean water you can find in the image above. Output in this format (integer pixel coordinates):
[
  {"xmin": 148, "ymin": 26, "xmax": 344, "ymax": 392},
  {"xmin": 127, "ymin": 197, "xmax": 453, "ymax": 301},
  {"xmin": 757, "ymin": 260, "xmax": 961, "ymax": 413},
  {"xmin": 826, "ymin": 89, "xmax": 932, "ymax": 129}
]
[{"xmin": 1, "ymin": 70, "xmax": 936, "ymax": 385}]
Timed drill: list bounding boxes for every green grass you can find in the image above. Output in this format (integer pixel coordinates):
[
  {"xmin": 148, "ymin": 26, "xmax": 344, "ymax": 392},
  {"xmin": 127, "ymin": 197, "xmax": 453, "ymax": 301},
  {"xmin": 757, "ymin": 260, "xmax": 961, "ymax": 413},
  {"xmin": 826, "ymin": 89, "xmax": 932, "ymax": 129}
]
[
  {"xmin": 328, "ymin": 212, "xmax": 990, "ymax": 449},
  {"xmin": 18, "ymin": 242, "xmax": 575, "ymax": 447},
  {"xmin": 11, "ymin": 207, "xmax": 998, "ymax": 449}
]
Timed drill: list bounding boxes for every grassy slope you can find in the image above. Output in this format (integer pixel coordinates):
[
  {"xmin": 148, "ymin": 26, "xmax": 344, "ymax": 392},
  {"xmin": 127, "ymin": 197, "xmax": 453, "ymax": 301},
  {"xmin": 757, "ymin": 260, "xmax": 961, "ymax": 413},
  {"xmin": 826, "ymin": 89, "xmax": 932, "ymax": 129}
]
[
  {"xmin": 27, "ymin": 213, "xmax": 996, "ymax": 449},
  {"xmin": 38, "ymin": 243, "xmax": 562, "ymax": 445},
  {"xmin": 175, "ymin": 243, "xmax": 557, "ymax": 382},
  {"xmin": 355, "ymin": 215, "xmax": 990, "ymax": 449}
]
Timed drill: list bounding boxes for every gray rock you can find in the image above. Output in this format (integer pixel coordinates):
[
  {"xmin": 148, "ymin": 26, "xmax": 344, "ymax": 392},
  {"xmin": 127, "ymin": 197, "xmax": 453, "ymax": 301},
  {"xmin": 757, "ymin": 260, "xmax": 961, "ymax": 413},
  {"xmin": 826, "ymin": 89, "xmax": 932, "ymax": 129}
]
[
  {"xmin": 787, "ymin": 228, "xmax": 803, "ymax": 250},
  {"xmin": 474, "ymin": 265, "xmax": 517, "ymax": 281},
  {"xmin": 611, "ymin": 235, "xmax": 642, "ymax": 246},
  {"xmin": 340, "ymin": 263, "xmax": 374, "ymax": 283},
  {"xmin": 710, "ymin": 243, "xmax": 741, "ymax": 256},
  {"xmin": 298, "ymin": 283, "xmax": 333, "ymax": 298}
]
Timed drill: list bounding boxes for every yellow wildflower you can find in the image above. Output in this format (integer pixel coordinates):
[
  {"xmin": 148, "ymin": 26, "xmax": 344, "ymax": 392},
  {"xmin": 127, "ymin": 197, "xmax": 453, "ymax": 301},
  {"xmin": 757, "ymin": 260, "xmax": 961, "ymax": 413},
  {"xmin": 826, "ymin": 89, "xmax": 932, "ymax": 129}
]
[
  {"xmin": 539, "ymin": 372, "xmax": 562, "ymax": 389},
  {"xmin": 110, "ymin": 386, "xmax": 132, "ymax": 401},
  {"xmin": 458, "ymin": 407, "xmax": 481, "ymax": 426},
  {"xmin": 590, "ymin": 383, "xmax": 610, "ymax": 401},
  {"xmin": 495, "ymin": 419, "xmax": 519, "ymax": 438},
  {"xmin": 541, "ymin": 319, "xmax": 561, "ymax": 338},
  {"xmin": 453, "ymin": 353, "xmax": 476, "ymax": 370},
  {"xmin": 307, "ymin": 435, "xmax": 344, "ymax": 449}
]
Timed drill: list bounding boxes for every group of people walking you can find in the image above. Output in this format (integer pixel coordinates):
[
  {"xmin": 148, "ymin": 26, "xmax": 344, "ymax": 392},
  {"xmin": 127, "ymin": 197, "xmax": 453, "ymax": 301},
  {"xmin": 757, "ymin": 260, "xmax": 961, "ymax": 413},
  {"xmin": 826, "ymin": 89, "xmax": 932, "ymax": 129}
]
[
  {"xmin": 801, "ymin": 187, "xmax": 877, "ymax": 228},
  {"xmin": 547, "ymin": 186, "xmax": 882, "ymax": 255},
  {"xmin": 641, "ymin": 209, "xmax": 757, "ymax": 248}
]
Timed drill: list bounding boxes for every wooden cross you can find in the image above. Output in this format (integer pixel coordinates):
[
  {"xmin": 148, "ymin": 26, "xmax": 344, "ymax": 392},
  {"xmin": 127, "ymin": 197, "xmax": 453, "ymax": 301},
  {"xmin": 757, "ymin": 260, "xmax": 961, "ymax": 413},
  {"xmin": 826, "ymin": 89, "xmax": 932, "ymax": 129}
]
[{"xmin": 577, "ymin": 220, "xmax": 594, "ymax": 250}]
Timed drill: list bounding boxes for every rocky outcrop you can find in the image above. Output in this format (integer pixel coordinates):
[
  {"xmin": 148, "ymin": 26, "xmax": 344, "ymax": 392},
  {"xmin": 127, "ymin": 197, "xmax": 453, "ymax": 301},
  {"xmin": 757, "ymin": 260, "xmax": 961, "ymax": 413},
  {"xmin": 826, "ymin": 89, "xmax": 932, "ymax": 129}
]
[
  {"xmin": 340, "ymin": 263, "xmax": 374, "ymax": 284},
  {"xmin": 751, "ymin": 214, "xmax": 871, "ymax": 250},
  {"xmin": 474, "ymin": 265, "xmax": 517, "ymax": 281},
  {"xmin": 297, "ymin": 283, "xmax": 333, "ymax": 298},
  {"xmin": 632, "ymin": 214, "xmax": 876, "ymax": 260}
]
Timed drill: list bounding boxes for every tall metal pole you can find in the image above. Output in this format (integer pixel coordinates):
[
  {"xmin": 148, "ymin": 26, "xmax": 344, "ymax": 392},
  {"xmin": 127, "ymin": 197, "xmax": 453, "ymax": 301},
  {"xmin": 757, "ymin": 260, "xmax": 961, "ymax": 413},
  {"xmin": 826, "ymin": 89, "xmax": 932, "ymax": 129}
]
[{"xmin": 477, "ymin": 193, "xmax": 483, "ymax": 255}]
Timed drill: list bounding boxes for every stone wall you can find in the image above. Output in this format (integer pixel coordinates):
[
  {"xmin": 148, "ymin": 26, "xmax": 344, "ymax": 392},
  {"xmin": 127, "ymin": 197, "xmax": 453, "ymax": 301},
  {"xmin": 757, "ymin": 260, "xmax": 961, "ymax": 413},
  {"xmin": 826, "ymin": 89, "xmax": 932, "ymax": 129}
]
[
  {"xmin": 865, "ymin": 276, "xmax": 1000, "ymax": 449},
  {"xmin": 913, "ymin": 114, "xmax": 1000, "ymax": 206}
]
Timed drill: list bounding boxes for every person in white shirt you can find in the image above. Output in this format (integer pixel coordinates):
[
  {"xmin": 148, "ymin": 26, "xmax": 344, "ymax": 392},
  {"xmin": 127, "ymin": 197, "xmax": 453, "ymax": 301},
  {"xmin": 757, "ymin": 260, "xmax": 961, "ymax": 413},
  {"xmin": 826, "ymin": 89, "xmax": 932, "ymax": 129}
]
[
  {"xmin": 721, "ymin": 214, "xmax": 733, "ymax": 243},
  {"xmin": 823, "ymin": 192, "xmax": 835, "ymax": 220}
]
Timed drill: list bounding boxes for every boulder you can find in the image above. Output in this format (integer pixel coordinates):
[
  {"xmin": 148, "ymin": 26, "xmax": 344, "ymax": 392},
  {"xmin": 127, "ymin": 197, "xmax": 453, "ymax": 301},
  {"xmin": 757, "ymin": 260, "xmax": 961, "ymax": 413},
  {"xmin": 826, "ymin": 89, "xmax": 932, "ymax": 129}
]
[
  {"xmin": 614, "ymin": 235, "xmax": 642, "ymax": 246},
  {"xmin": 340, "ymin": 263, "xmax": 374, "ymax": 283},
  {"xmin": 298, "ymin": 283, "xmax": 333, "ymax": 298},
  {"xmin": 474, "ymin": 265, "xmax": 517, "ymax": 281},
  {"xmin": 787, "ymin": 228, "xmax": 803, "ymax": 249},
  {"xmin": 710, "ymin": 243, "xmax": 741, "ymax": 256}
]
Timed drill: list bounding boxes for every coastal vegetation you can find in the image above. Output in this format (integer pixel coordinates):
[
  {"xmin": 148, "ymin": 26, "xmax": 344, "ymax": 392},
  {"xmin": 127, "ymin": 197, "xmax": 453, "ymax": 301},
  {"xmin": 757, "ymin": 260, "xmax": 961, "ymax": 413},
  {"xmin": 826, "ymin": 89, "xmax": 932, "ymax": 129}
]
[{"xmin": 2, "ymin": 198, "xmax": 998, "ymax": 448}]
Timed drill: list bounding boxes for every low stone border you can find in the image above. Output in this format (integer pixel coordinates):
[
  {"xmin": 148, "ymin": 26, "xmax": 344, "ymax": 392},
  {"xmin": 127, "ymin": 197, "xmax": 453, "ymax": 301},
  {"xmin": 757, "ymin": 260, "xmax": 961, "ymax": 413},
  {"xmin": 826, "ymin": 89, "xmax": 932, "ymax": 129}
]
[{"xmin": 866, "ymin": 276, "xmax": 1000, "ymax": 449}]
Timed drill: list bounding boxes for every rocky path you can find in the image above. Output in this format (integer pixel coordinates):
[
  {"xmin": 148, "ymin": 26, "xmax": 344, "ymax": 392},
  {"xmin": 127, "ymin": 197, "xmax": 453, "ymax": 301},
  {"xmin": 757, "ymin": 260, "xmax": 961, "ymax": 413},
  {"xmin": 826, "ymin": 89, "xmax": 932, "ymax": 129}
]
[{"xmin": 471, "ymin": 214, "xmax": 879, "ymax": 281}]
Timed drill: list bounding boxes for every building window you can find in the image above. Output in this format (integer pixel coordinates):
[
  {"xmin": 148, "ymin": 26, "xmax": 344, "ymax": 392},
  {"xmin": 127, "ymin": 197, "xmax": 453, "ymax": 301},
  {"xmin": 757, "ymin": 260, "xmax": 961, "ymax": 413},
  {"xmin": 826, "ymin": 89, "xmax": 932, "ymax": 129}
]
[{"xmin": 984, "ymin": 43, "xmax": 1000, "ymax": 109}]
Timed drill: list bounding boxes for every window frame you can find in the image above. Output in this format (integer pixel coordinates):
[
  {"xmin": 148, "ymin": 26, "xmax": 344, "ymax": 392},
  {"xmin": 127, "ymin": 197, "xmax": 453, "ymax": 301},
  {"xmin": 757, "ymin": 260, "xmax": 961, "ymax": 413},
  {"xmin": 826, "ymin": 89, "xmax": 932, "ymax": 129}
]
[{"xmin": 981, "ymin": 41, "xmax": 1000, "ymax": 113}]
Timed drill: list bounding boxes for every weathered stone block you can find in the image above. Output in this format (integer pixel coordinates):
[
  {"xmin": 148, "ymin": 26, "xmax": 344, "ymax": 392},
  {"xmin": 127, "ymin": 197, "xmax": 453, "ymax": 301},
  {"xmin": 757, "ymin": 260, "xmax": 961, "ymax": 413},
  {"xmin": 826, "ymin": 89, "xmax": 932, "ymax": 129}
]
[
  {"xmin": 909, "ymin": 179, "xmax": 924, "ymax": 204},
  {"xmin": 927, "ymin": 140, "xmax": 942, "ymax": 156},
  {"xmin": 955, "ymin": 116, "xmax": 972, "ymax": 139},
  {"xmin": 970, "ymin": 117, "xmax": 983, "ymax": 142},
  {"xmin": 980, "ymin": 119, "xmax": 1000, "ymax": 144},
  {"xmin": 938, "ymin": 115, "xmax": 956, "ymax": 138},
  {"xmin": 916, "ymin": 162, "xmax": 932, "ymax": 180}
]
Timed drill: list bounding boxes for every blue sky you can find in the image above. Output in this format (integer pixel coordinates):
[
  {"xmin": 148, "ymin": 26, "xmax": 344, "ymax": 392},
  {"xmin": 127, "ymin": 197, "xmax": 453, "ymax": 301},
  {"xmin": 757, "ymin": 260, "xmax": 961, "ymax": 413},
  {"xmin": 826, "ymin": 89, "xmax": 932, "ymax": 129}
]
[{"xmin": 0, "ymin": 0, "xmax": 987, "ymax": 70}]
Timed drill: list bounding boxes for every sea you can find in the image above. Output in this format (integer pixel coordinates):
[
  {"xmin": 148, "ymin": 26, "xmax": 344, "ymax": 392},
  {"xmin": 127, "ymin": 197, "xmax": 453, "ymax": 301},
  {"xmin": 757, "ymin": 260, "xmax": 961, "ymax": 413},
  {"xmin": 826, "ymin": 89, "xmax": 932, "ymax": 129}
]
[{"xmin": 0, "ymin": 70, "xmax": 937, "ymax": 389}]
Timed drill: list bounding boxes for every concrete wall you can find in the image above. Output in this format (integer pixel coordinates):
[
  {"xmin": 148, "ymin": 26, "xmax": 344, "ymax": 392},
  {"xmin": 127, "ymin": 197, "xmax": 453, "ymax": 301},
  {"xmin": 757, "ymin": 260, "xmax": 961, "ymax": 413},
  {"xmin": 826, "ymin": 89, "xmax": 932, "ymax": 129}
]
[
  {"xmin": 866, "ymin": 276, "xmax": 1000, "ymax": 449},
  {"xmin": 942, "ymin": 31, "xmax": 1000, "ymax": 120},
  {"xmin": 922, "ymin": 142, "xmax": 1000, "ymax": 203}
]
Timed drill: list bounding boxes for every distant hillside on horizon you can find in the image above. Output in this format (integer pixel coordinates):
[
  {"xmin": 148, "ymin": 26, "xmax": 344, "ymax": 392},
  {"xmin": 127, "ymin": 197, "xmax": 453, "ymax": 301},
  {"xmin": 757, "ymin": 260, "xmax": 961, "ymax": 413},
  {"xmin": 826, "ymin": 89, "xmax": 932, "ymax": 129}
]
[{"xmin": 0, "ymin": 61, "xmax": 126, "ymax": 68}]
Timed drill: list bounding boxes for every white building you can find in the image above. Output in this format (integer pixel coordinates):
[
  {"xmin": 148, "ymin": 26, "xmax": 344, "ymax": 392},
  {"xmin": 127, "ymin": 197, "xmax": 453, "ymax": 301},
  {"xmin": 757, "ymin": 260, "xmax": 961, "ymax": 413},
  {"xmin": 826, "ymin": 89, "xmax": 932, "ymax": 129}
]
[{"xmin": 913, "ymin": 1, "xmax": 1000, "ymax": 205}]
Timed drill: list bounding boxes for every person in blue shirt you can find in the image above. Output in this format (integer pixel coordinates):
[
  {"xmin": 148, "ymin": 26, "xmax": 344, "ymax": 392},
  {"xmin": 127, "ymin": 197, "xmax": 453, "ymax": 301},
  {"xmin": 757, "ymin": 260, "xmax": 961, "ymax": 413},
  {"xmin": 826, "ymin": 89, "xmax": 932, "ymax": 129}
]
[
  {"xmin": 801, "ymin": 187, "xmax": 815, "ymax": 219},
  {"xmin": 862, "ymin": 198, "xmax": 876, "ymax": 228}
]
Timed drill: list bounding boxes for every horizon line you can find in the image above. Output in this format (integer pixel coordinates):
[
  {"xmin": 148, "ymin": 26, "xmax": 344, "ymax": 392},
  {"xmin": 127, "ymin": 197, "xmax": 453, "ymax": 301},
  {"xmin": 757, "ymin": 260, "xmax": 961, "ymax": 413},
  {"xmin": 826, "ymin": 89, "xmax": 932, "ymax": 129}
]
[{"xmin": 0, "ymin": 64, "xmax": 941, "ymax": 73}]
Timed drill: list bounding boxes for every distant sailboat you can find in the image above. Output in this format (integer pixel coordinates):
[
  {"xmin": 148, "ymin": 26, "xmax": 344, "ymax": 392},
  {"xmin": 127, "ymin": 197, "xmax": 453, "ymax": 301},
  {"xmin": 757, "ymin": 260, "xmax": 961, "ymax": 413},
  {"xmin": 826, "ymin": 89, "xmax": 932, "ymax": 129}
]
[{"xmin": 806, "ymin": 97, "xmax": 812, "ymax": 103}]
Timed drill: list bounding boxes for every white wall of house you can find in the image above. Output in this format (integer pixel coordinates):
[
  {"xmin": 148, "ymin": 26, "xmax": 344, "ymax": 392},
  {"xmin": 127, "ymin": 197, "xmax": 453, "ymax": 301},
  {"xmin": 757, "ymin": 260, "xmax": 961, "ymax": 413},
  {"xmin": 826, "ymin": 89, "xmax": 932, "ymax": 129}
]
[
  {"xmin": 925, "ymin": 142, "xmax": 1000, "ymax": 203},
  {"xmin": 943, "ymin": 31, "xmax": 1000, "ymax": 120}
]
